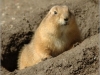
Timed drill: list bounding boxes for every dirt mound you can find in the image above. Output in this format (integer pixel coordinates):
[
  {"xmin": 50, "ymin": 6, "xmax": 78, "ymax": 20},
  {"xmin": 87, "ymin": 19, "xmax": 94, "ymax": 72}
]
[
  {"xmin": 1, "ymin": 0, "xmax": 99, "ymax": 75},
  {"xmin": 8, "ymin": 33, "xmax": 100, "ymax": 75}
]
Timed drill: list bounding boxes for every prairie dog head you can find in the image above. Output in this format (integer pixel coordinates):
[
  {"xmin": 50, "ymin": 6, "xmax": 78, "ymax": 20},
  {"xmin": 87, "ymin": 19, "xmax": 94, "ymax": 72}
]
[
  {"xmin": 45, "ymin": 5, "xmax": 72, "ymax": 26},
  {"xmin": 39, "ymin": 5, "xmax": 76, "ymax": 37}
]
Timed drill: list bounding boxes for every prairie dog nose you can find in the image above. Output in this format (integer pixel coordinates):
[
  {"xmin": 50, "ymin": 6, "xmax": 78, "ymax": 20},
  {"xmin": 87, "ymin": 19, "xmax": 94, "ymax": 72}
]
[{"xmin": 64, "ymin": 18, "xmax": 68, "ymax": 22}]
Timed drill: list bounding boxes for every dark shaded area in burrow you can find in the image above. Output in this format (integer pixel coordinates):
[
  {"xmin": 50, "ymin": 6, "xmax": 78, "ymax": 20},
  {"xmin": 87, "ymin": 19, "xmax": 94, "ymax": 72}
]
[{"xmin": 1, "ymin": 31, "xmax": 34, "ymax": 71}]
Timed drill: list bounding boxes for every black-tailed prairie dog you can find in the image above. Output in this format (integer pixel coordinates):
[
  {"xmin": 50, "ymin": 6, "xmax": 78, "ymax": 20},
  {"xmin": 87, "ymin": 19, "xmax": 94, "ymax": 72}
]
[{"xmin": 18, "ymin": 5, "xmax": 81, "ymax": 70}]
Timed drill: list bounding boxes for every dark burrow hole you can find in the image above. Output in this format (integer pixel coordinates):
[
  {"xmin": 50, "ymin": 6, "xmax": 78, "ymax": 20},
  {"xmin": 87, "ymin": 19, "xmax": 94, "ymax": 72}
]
[{"xmin": 1, "ymin": 31, "xmax": 34, "ymax": 72}]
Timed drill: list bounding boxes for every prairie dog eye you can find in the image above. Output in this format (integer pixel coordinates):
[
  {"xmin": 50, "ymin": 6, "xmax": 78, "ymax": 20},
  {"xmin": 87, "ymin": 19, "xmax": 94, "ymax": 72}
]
[{"xmin": 54, "ymin": 11, "xmax": 57, "ymax": 14}]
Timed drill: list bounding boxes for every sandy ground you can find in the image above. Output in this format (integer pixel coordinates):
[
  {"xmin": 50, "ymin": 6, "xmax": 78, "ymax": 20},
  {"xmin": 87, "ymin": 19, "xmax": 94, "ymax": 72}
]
[{"xmin": 1, "ymin": 0, "xmax": 99, "ymax": 75}]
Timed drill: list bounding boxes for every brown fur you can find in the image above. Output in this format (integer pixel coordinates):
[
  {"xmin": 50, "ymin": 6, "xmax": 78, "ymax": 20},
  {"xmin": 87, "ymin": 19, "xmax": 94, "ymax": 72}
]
[{"xmin": 18, "ymin": 5, "xmax": 81, "ymax": 70}]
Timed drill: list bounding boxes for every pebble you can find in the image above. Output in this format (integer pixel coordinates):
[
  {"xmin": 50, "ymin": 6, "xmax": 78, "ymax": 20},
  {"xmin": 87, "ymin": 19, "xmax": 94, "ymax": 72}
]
[
  {"xmin": 17, "ymin": 6, "xmax": 20, "ymax": 9},
  {"xmin": 11, "ymin": 17, "xmax": 15, "ymax": 20},
  {"xmin": 2, "ymin": 13, "xmax": 5, "ymax": 16}
]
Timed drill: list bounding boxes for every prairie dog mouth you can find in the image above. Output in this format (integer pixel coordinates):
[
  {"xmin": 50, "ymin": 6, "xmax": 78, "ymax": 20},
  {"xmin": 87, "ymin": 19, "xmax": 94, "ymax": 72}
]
[{"xmin": 64, "ymin": 18, "xmax": 69, "ymax": 25}]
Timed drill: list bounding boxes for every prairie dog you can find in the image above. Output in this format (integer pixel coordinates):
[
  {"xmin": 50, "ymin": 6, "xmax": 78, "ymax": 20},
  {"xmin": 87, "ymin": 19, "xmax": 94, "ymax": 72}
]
[{"xmin": 18, "ymin": 5, "xmax": 81, "ymax": 70}]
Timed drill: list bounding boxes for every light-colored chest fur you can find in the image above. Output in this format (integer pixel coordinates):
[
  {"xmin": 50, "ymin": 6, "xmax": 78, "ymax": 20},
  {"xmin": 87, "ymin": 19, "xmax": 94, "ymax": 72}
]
[
  {"xmin": 39, "ymin": 26, "xmax": 68, "ymax": 52},
  {"xmin": 53, "ymin": 38, "xmax": 66, "ymax": 50},
  {"xmin": 47, "ymin": 33, "xmax": 68, "ymax": 52}
]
